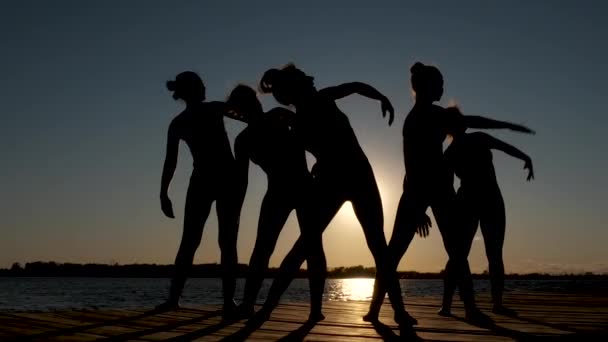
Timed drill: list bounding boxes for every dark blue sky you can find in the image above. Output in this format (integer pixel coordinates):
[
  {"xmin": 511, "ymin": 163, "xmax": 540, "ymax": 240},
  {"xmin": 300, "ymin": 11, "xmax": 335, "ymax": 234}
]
[{"xmin": 1, "ymin": 1, "xmax": 606, "ymax": 273}]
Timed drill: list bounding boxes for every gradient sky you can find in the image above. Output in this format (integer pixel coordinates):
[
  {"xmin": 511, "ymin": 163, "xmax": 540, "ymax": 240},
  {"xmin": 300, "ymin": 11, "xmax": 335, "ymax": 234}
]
[{"xmin": 1, "ymin": 1, "xmax": 607, "ymax": 273}]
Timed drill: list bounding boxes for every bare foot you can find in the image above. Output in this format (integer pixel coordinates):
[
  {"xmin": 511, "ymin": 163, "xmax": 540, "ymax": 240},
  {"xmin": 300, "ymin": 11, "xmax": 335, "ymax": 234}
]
[
  {"xmin": 465, "ymin": 308, "xmax": 493, "ymax": 326},
  {"xmin": 236, "ymin": 303, "xmax": 255, "ymax": 319},
  {"xmin": 363, "ymin": 311, "xmax": 379, "ymax": 323},
  {"xmin": 222, "ymin": 301, "xmax": 239, "ymax": 321},
  {"xmin": 492, "ymin": 304, "xmax": 517, "ymax": 317},
  {"xmin": 437, "ymin": 307, "xmax": 452, "ymax": 317},
  {"xmin": 308, "ymin": 310, "xmax": 326, "ymax": 323},
  {"xmin": 155, "ymin": 300, "xmax": 179, "ymax": 312},
  {"xmin": 395, "ymin": 311, "xmax": 418, "ymax": 326}
]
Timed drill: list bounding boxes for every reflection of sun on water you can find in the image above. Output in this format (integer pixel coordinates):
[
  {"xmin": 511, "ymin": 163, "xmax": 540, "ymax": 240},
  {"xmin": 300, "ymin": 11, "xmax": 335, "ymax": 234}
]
[{"xmin": 326, "ymin": 278, "xmax": 375, "ymax": 302}]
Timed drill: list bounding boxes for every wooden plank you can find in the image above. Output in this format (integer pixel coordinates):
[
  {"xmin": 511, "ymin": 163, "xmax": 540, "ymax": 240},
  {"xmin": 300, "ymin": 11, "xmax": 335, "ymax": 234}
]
[{"xmin": 0, "ymin": 293, "xmax": 606, "ymax": 341}]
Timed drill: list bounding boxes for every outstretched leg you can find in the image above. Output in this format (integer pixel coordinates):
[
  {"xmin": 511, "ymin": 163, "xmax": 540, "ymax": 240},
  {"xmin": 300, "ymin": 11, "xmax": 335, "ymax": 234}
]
[
  {"xmin": 262, "ymin": 178, "xmax": 344, "ymax": 321},
  {"xmin": 241, "ymin": 189, "xmax": 294, "ymax": 315},
  {"xmin": 351, "ymin": 172, "xmax": 415, "ymax": 326},
  {"xmin": 160, "ymin": 175, "xmax": 214, "ymax": 310},
  {"xmin": 366, "ymin": 181, "xmax": 426, "ymax": 325}
]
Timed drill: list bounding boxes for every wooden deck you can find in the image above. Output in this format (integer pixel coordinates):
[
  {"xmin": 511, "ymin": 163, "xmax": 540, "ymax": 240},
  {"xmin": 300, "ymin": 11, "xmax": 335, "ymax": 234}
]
[{"xmin": 1, "ymin": 293, "xmax": 607, "ymax": 341}]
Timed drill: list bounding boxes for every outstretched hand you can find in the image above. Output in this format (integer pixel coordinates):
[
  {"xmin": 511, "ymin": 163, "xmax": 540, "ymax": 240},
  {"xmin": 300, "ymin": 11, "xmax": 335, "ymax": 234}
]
[
  {"xmin": 511, "ymin": 124, "xmax": 536, "ymax": 135},
  {"xmin": 381, "ymin": 97, "xmax": 395, "ymax": 126},
  {"xmin": 161, "ymin": 194, "xmax": 175, "ymax": 218},
  {"xmin": 415, "ymin": 214, "xmax": 432, "ymax": 238},
  {"xmin": 524, "ymin": 159, "xmax": 534, "ymax": 181}
]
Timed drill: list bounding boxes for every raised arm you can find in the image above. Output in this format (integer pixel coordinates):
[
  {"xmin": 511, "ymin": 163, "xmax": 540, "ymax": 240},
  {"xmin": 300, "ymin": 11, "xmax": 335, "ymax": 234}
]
[
  {"xmin": 160, "ymin": 121, "xmax": 180, "ymax": 218},
  {"xmin": 233, "ymin": 133, "xmax": 251, "ymax": 218},
  {"xmin": 320, "ymin": 82, "xmax": 394, "ymax": 125},
  {"xmin": 464, "ymin": 115, "xmax": 535, "ymax": 134},
  {"xmin": 480, "ymin": 132, "xmax": 534, "ymax": 181},
  {"xmin": 208, "ymin": 101, "xmax": 249, "ymax": 123}
]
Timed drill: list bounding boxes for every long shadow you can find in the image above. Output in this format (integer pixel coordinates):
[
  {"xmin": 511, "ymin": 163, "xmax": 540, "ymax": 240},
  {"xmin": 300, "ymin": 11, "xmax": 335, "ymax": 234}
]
[
  {"xmin": 533, "ymin": 329, "xmax": 608, "ymax": 341},
  {"xmin": 371, "ymin": 321, "xmax": 422, "ymax": 342},
  {"xmin": 99, "ymin": 310, "xmax": 221, "ymax": 341},
  {"xmin": 5, "ymin": 308, "xmax": 166, "ymax": 340},
  {"xmin": 452, "ymin": 314, "xmax": 537, "ymax": 341},
  {"xmin": 163, "ymin": 317, "xmax": 241, "ymax": 342},
  {"xmin": 277, "ymin": 320, "xmax": 318, "ymax": 342},
  {"xmin": 511, "ymin": 313, "xmax": 583, "ymax": 334},
  {"xmin": 219, "ymin": 312, "xmax": 270, "ymax": 342}
]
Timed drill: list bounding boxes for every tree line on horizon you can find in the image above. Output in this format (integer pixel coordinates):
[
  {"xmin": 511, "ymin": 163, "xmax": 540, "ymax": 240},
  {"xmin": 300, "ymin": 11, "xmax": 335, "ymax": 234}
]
[{"xmin": 2, "ymin": 262, "xmax": 607, "ymax": 279}]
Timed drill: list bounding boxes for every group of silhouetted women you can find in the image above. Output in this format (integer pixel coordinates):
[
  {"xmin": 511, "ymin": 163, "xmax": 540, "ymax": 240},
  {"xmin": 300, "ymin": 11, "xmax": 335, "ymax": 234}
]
[{"xmin": 157, "ymin": 62, "xmax": 535, "ymax": 328}]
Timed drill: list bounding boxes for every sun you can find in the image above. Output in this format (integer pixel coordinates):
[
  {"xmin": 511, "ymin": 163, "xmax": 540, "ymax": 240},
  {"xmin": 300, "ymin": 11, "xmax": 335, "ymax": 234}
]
[{"xmin": 333, "ymin": 175, "xmax": 398, "ymax": 228}]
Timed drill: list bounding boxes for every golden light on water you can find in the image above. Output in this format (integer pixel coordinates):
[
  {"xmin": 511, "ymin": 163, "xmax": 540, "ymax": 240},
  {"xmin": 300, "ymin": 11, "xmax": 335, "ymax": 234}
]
[{"xmin": 326, "ymin": 278, "xmax": 375, "ymax": 302}]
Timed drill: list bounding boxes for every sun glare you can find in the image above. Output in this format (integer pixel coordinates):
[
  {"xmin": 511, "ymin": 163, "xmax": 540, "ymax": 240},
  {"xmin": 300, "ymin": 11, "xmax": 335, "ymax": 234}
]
[
  {"xmin": 334, "ymin": 174, "xmax": 398, "ymax": 228},
  {"xmin": 326, "ymin": 278, "xmax": 376, "ymax": 302}
]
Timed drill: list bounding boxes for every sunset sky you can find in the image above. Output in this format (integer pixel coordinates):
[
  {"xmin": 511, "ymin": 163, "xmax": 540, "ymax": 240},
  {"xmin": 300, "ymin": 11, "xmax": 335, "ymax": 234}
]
[{"xmin": 1, "ymin": 1, "xmax": 607, "ymax": 274}]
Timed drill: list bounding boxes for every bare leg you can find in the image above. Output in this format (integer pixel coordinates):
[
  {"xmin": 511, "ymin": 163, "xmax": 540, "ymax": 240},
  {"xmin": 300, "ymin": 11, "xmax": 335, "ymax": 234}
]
[
  {"xmin": 262, "ymin": 178, "xmax": 344, "ymax": 321},
  {"xmin": 241, "ymin": 189, "xmax": 293, "ymax": 314},
  {"xmin": 480, "ymin": 190, "xmax": 510, "ymax": 314},
  {"xmin": 217, "ymin": 182, "xmax": 242, "ymax": 318},
  {"xmin": 350, "ymin": 168, "xmax": 414, "ymax": 326},
  {"xmin": 439, "ymin": 187, "xmax": 479, "ymax": 315},
  {"xmin": 160, "ymin": 175, "xmax": 213, "ymax": 310},
  {"xmin": 433, "ymin": 186, "xmax": 490, "ymax": 323},
  {"xmin": 366, "ymin": 182, "xmax": 426, "ymax": 324}
]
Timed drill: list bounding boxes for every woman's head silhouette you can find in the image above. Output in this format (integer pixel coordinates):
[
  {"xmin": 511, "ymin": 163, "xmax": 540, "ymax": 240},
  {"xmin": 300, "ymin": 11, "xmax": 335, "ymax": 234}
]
[
  {"xmin": 226, "ymin": 84, "xmax": 262, "ymax": 122},
  {"xmin": 167, "ymin": 71, "xmax": 206, "ymax": 102},
  {"xmin": 410, "ymin": 62, "xmax": 443, "ymax": 102},
  {"xmin": 259, "ymin": 64, "xmax": 315, "ymax": 106}
]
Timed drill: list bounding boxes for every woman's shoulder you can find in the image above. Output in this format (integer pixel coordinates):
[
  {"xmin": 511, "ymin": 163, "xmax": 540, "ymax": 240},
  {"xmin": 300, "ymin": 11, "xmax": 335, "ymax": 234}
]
[{"xmin": 169, "ymin": 109, "xmax": 189, "ymax": 130}]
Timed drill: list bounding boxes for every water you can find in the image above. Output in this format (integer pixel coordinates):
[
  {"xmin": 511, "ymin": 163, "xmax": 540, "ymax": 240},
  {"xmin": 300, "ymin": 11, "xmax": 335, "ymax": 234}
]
[{"xmin": 0, "ymin": 277, "xmax": 604, "ymax": 312}]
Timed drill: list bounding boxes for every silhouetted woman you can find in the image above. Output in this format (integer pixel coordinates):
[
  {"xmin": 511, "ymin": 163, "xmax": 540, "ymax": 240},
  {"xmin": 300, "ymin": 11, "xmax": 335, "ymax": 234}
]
[
  {"xmin": 256, "ymin": 64, "xmax": 414, "ymax": 325},
  {"xmin": 158, "ymin": 71, "xmax": 242, "ymax": 318},
  {"xmin": 366, "ymin": 62, "xmax": 534, "ymax": 322},
  {"xmin": 439, "ymin": 109, "xmax": 534, "ymax": 316},
  {"xmin": 225, "ymin": 84, "xmax": 311, "ymax": 317}
]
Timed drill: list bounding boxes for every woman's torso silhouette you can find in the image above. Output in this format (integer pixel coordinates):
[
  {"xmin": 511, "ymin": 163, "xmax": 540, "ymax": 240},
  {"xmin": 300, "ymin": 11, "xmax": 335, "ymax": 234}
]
[
  {"xmin": 445, "ymin": 132, "xmax": 498, "ymax": 192},
  {"xmin": 243, "ymin": 108, "xmax": 309, "ymax": 186},
  {"xmin": 402, "ymin": 103, "xmax": 456, "ymax": 193},
  {"xmin": 295, "ymin": 92, "xmax": 368, "ymax": 177},
  {"xmin": 172, "ymin": 102, "xmax": 235, "ymax": 174}
]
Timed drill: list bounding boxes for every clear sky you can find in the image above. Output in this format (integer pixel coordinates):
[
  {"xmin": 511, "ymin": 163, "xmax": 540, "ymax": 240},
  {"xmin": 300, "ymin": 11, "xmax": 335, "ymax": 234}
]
[{"xmin": 1, "ymin": 1, "xmax": 607, "ymax": 273}]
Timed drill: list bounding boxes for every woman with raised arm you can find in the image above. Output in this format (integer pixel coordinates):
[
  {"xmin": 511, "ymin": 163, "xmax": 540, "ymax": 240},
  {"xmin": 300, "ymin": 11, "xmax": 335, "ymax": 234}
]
[
  {"xmin": 158, "ymin": 71, "xmax": 243, "ymax": 319},
  {"xmin": 439, "ymin": 109, "xmax": 534, "ymax": 316},
  {"xmin": 366, "ymin": 62, "xmax": 534, "ymax": 323},
  {"xmin": 255, "ymin": 64, "xmax": 414, "ymax": 326},
  {"xmin": 225, "ymin": 84, "xmax": 312, "ymax": 318}
]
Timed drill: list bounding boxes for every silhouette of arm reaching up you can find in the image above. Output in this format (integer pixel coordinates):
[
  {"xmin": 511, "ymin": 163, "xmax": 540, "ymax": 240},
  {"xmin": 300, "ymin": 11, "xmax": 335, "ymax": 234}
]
[
  {"xmin": 160, "ymin": 120, "xmax": 180, "ymax": 218},
  {"xmin": 478, "ymin": 132, "xmax": 535, "ymax": 181},
  {"xmin": 319, "ymin": 82, "xmax": 394, "ymax": 125},
  {"xmin": 233, "ymin": 132, "xmax": 251, "ymax": 217}
]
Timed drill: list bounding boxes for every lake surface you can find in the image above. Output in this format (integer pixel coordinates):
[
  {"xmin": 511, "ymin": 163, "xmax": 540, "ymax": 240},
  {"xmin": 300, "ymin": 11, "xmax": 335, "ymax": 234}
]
[{"xmin": 0, "ymin": 277, "xmax": 604, "ymax": 312}]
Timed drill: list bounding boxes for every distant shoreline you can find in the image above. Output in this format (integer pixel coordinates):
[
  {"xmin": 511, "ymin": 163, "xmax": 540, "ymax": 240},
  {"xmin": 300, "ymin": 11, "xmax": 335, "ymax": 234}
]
[{"xmin": 2, "ymin": 262, "xmax": 607, "ymax": 279}]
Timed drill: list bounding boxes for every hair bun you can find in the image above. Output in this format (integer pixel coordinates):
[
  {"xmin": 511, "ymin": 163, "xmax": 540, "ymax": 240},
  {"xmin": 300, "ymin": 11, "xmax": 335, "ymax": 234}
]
[
  {"xmin": 166, "ymin": 80, "xmax": 177, "ymax": 91},
  {"xmin": 259, "ymin": 68, "xmax": 280, "ymax": 93},
  {"xmin": 410, "ymin": 62, "xmax": 425, "ymax": 75}
]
